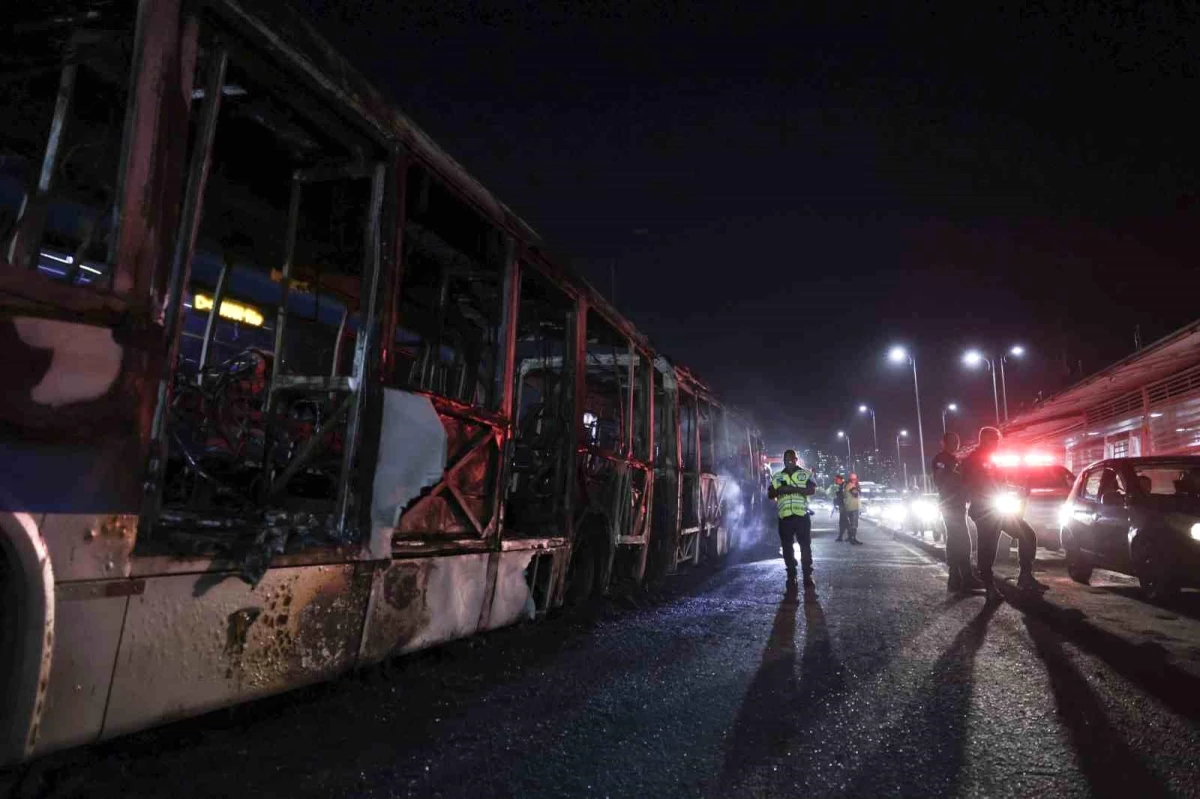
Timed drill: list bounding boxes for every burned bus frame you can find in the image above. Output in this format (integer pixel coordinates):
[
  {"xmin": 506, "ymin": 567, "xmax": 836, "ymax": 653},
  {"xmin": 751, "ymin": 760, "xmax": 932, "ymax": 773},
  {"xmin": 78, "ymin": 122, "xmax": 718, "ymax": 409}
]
[{"xmin": 0, "ymin": 0, "xmax": 765, "ymax": 765}]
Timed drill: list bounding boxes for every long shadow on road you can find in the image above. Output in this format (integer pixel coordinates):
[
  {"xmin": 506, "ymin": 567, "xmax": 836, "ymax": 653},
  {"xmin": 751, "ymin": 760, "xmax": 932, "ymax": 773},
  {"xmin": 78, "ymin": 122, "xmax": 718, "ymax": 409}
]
[
  {"xmin": 717, "ymin": 583, "xmax": 844, "ymax": 793},
  {"xmin": 844, "ymin": 601, "xmax": 999, "ymax": 798},
  {"xmin": 1023, "ymin": 616, "xmax": 1171, "ymax": 799},
  {"xmin": 998, "ymin": 583, "xmax": 1200, "ymax": 723}
]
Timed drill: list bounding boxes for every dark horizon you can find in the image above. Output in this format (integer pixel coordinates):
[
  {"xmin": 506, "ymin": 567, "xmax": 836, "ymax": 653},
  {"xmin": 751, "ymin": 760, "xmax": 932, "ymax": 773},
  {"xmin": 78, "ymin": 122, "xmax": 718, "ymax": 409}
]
[{"xmin": 293, "ymin": 0, "xmax": 1200, "ymax": 450}]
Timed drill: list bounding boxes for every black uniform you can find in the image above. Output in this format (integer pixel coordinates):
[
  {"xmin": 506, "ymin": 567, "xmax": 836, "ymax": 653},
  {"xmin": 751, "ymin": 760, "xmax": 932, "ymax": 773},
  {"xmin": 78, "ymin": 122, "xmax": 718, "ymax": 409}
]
[
  {"xmin": 931, "ymin": 450, "xmax": 972, "ymax": 588},
  {"xmin": 833, "ymin": 482, "xmax": 848, "ymax": 540},
  {"xmin": 960, "ymin": 448, "xmax": 1037, "ymax": 585}
]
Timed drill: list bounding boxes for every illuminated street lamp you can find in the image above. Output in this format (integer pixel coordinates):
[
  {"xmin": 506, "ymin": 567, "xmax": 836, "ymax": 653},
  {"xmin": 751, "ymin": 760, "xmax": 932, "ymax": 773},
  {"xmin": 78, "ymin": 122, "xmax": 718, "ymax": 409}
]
[
  {"xmin": 895, "ymin": 429, "xmax": 908, "ymax": 490},
  {"xmin": 858, "ymin": 404, "xmax": 879, "ymax": 454},
  {"xmin": 1000, "ymin": 345, "xmax": 1025, "ymax": 421},
  {"xmin": 887, "ymin": 347, "xmax": 929, "ymax": 492},
  {"xmin": 942, "ymin": 402, "xmax": 959, "ymax": 434},
  {"xmin": 964, "ymin": 346, "xmax": 1026, "ymax": 424},
  {"xmin": 963, "ymin": 349, "xmax": 1001, "ymax": 426},
  {"xmin": 837, "ymin": 430, "xmax": 853, "ymax": 471}
]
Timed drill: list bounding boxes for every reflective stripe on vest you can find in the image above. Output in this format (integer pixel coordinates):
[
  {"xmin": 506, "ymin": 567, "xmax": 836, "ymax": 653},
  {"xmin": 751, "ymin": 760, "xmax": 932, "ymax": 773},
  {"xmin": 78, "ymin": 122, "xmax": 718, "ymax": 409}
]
[{"xmin": 770, "ymin": 468, "xmax": 812, "ymax": 519}]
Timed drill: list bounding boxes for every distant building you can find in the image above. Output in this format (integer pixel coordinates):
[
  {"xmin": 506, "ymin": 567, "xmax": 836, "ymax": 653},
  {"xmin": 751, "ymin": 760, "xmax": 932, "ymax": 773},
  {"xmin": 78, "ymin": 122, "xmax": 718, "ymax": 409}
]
[{"xmin": 1001, "ymin": 320, "xmax": 1200, "ymax": 472}]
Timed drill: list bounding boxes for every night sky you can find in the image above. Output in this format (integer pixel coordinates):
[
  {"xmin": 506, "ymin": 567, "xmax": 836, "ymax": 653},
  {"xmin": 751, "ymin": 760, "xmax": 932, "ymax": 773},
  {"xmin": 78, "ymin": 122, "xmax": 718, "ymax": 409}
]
[{"xmin": 294, "ymin": 0, "xmax": 1198, "ymax": 454}]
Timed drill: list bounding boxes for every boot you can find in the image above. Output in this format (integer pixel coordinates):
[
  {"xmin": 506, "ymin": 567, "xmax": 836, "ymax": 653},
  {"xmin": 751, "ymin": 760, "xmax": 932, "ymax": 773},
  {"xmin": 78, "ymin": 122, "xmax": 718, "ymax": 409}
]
[
  {"xmin": 1017, "ymin": 571, "xmax": 1048, "ymax": 592},
  {"xmin": 835, "ymin": 534, "xmax": 844, "ymax": 542},
  {"xmin": 983, "ymin": 577, "xmax": 1002, "ymax": 605},
  {"xmin": 959, "ymin": 574, "xmax": 986, "ymax": 592}
]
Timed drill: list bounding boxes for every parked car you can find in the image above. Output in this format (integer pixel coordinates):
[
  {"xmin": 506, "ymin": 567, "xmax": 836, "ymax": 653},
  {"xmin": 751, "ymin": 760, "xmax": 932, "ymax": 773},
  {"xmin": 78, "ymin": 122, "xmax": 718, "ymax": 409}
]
[{"xmin": 1060, "ymin": 456, "xmax": 1200, "ymax": 601}]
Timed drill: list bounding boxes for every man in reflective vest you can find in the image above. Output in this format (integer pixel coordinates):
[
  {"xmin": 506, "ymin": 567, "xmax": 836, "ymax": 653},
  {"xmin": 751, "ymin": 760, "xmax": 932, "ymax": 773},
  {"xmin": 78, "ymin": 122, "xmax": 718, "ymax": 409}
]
[{"xmin": 768, "ymin": 449, "xmax": 818, "ymax": 587}]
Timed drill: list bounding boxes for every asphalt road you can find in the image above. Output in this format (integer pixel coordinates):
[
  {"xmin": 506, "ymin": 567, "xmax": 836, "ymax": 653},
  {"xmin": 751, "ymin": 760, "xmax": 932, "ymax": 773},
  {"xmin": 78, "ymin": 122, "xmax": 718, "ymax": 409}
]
[{"xmin": 11, "ymin": 519, "xmax": 1200, "ymax": 799}]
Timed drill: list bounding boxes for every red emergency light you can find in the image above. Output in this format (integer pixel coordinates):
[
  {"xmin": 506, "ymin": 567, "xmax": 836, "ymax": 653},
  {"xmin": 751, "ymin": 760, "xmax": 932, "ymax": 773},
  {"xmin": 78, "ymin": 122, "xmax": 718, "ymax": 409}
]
[{"xmin": 990, "ymin": 451, "xmax": 1056, "ymax": 467}]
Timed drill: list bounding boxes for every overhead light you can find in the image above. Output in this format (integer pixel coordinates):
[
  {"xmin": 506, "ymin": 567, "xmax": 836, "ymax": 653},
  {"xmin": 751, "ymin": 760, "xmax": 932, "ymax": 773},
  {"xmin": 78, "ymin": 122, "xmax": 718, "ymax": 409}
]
[
  {"xmin": 194, "ymin": 293, "xmax": 264, "ymax": 327},
  {"xmin": 1149, "ymin": 412, "xmax": 1164, "ymax": 418},
  {"xmin": 79, "ymin": 263, "xmax": 103, "ymax": 275},
  {"xmin": 41, "ymin": 251, "xmax": 73, "ymax": 265}
]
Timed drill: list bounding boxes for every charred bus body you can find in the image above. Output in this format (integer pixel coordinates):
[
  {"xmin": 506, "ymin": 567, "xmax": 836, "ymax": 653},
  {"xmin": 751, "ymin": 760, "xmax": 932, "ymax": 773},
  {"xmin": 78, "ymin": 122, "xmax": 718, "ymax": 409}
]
[{"xmin": 0, "ymin": 1, "xmax": 765, "ymax": 764}]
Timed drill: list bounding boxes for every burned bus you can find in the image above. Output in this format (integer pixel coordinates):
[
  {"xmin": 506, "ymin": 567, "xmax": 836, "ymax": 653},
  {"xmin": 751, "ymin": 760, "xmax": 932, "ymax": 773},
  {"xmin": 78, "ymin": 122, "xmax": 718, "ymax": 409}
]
[{"xmin": 0, "ymin": 0, "xmax": 766, "ymax": 765}]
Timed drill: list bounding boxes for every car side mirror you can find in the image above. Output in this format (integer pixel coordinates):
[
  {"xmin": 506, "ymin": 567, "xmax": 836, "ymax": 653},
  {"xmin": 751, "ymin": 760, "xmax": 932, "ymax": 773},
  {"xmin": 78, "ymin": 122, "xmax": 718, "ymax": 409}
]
[{"xmin": 1100, "ymin": 491, "xmax": 1126, "ymax": 507}]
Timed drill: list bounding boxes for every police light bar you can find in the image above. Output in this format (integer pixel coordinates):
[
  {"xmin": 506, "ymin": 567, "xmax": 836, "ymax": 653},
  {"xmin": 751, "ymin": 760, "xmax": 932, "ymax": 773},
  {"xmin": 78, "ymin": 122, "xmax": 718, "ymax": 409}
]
[
  {"xmin": 194, "ymin": 293, "xmax": 265, "ymax": 327},
  {"xmin": 989, "ymin": 452, "xmax": 1056, "ymax": 467}
]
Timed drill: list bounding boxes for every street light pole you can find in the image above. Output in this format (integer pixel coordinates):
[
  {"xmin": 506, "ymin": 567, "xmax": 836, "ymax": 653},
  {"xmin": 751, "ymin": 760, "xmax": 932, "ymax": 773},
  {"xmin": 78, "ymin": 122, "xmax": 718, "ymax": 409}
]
[
  {"xmin": 837, "ymin": 431, "xmax": 853, "ymax": 473},
  {"xmin": 941, "ymin": 403, "xmax": 958, "ymax": 434},
  {"xmin": 895, "ymin": 429, "xmax": 908, "ymax": 490},
  {"xmin": 964, "ymin": 350, "xmax": 1001, "ymax": 426},
  {"xmin": 999, "ymin": 345, "xmax": 1025, "ymax": 422},
  {"xmin": 859, "ymin": 405, "xmax": 879, "ymax": 455},
  {"xmin": 889, "ymin": 346, "xmax": 929, "ymax": 492}
]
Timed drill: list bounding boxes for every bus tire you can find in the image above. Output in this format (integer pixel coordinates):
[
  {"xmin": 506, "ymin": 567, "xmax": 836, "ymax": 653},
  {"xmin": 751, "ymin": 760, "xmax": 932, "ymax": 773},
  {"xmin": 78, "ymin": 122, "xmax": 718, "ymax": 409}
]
[{"xmin": 0, "ymin": 513, "xmax": 55, "ymax": 768}]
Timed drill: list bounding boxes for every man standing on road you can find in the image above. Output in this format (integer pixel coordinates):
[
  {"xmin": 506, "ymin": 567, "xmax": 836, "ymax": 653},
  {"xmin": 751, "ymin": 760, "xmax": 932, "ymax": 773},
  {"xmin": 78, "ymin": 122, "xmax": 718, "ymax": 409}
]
[
  {"xmin": 768, "ymin": 449, "xmax": 817, "ymax": 587},
  {"xmin": 831, "ymin": 474, "xmax": 848, "ymax": 540},
  {"xmin": 843, "ymin": 473, "xmax": 863, "ymax": 544},
  {"xmin": 961, "ymin": 427, "xmax": 1045, "ymax": 602},
  {"xmin": 932, "ymin": 432, "xmax": 984, "ymax": 593}
]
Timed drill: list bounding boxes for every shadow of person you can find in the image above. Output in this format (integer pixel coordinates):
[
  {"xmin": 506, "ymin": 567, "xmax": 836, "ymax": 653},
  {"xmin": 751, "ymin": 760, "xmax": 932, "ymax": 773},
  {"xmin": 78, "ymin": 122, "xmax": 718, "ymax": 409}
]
[
  {"xmin": 844, "ymin": 601, "xmax": 999, "ymax": 797},
  {"xmin": 716, "ymin": 584, "xmax": 846, "ymax": 794},
  {"xmin": 716, "ymin": 581, "xmax": 801, "ymax": 788},
  {"xmin": 1023, "ymin": 616, "xmax": 1171, "ymax": 799}
]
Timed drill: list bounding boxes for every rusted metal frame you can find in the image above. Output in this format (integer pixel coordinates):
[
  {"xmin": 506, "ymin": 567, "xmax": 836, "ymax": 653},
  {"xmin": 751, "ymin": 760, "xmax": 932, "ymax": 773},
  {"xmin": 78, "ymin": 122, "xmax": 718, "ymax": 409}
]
[
  {"xmin": 144, "ymin": 44, "xmax": 229, "ymax": 526},
  {"xmin": 113, "ymin": 0, "xmax": 187, "ymax": 300},
  {"xmin": 567, "ymin": 296, "xmax": 589, "ymax": 545},
  {"xmin": 196, "ymin": 254, "xmax": 231, "ymax": 374},
  {"xmin": 329, "ymin": 304, "xmax": 352, "ymax": 379},
  {"xmin": 625, "ymin": 339, "xmax": 636, "ymax": 459},
  {"xmin": 256, "ymin": 175, "xmax": 303, "ymax": 503},
  {"xmin": 5, "ymin": 62, "xmax": 77, "ymax": 272},
  {"xmin": 446, "ymin": 481, "xmax": 486, "ymax": 537},
  {"xmin": 425, "ymin": 392, "xmax": 508, "ymax": 428},
  {"xmin": 0, "ymin": 271, "xmax": 128, "ymax": 316},
  {"xmin": 490, "ymin": 252, "xmax": 522, "ymax": 540},
  {"xmin": 334, "ymin": 161, "xmax": 387, "ymax": 537},
  {"xmin": 266, "ymin": 390, "xmax": 354, "ymax": 501},
  {"xmin": 395, "ymin": 426, "xmax": 497, "ymax": 530},
  {"xmin": 380, "ymin": 153, "xmax": 409, "ymax": 386}
]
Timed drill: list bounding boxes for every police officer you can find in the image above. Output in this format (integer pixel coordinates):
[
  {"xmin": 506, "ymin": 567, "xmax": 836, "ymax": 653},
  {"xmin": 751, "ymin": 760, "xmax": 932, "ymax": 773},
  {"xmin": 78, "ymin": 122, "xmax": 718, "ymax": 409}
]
[
  {"xmin": 961, "ymin": 427, "xmax": 1045, "ymax": 602},
  {"xmin": 831, "ymin": 474, "xmax": 848, "ymax": 540},
  {"xmin": 931, "ymin": 432, "xmax": 983, "ymax": 593},
  {"xmin": 768, "ymin": 449, "xmax": 817, "ymax": 587}
]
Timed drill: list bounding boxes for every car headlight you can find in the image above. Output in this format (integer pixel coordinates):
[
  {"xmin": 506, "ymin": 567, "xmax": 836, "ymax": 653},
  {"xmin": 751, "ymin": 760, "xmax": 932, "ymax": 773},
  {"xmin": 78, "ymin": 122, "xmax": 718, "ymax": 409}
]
[
  {"xmin": 911, "ymin": 499, "xmax": 939, "ymax": 523},
  {"xmin": 1057, "ymin": 502, "xmax": 1074, "ymax": 528},
  {"xmin": 992, "ymin": 492, "xmax": 1023, "ymax": 516},
  {"xmin": 1191, "ymin": 522, "xmax": 1200, "ymax": 542}
]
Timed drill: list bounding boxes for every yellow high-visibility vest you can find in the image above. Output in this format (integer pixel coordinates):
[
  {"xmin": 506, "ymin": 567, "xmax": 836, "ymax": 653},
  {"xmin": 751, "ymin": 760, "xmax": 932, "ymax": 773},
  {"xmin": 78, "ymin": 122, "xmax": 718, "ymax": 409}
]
[{"xmin": 770, "ymin": 467, "xmax": 812, "ymax": 519}]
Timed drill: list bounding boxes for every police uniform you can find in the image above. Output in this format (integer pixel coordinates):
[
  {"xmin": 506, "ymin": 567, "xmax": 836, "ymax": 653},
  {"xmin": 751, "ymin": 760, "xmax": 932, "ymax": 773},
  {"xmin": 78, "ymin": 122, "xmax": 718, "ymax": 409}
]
[
  {"xmin": 769, "ymin": 465, "xmax": 816, "ymax": 582},
  {"xmin": 960, "ymin": 448, "xmax": 1038, "ymax": 587},
  {"xmin": 931, "ymin": 450, "xmax": 973, "ymax": 589}
]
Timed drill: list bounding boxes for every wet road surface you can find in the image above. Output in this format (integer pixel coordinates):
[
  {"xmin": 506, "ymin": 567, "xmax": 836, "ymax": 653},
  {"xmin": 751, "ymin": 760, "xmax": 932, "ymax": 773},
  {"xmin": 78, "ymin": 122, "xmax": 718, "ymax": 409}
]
[{"xmin": 14, "ymin": 519, "xmax": 1200, "ymax": 798}]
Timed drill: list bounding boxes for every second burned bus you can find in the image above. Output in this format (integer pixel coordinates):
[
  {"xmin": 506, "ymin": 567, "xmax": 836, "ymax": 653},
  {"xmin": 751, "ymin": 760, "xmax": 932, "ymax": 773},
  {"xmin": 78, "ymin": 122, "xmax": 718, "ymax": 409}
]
[{"xmin": 0, "ymin": 0, "xmax": 767, "ymax": 765}]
